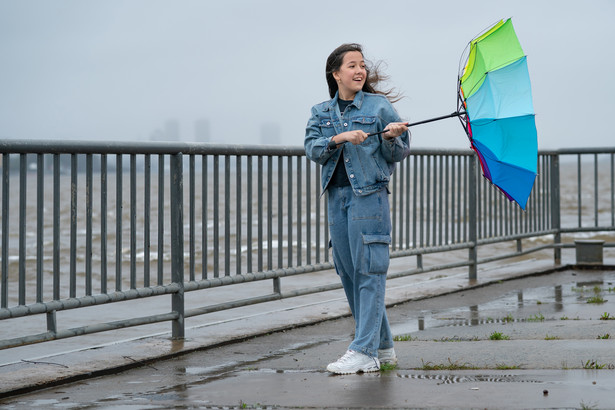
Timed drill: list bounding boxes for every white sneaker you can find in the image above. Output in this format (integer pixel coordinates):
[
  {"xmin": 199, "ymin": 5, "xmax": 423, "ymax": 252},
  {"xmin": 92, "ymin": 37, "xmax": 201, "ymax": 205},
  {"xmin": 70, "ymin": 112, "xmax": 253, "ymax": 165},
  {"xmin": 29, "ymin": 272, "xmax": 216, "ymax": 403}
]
[
  {"xmin": 378, "ymin": 347, "xmax": 398, "ymax": 365},
  {"xmin": 326, "ymin": 350, "xmax": 381, "ymax": 374}
]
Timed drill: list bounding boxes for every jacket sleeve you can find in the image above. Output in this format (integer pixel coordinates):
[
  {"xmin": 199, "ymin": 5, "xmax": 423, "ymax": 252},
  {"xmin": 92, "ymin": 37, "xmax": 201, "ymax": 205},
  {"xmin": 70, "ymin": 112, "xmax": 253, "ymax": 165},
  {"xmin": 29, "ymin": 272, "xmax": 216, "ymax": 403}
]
[
  {"xmin": 304, "ymin": 105, "xmax": 338, "ymax": 165},
  {"xmin": 378, "ymin": 100, "xmax": 411, "ymax": 163}
]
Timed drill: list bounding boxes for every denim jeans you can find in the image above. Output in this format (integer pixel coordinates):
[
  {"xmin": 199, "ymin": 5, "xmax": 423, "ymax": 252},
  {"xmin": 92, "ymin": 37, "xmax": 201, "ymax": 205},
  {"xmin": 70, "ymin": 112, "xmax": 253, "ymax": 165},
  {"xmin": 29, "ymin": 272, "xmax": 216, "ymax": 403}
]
[{"xmin": 328, "ymin": 185, "xmax": 394, "ymax": 358}]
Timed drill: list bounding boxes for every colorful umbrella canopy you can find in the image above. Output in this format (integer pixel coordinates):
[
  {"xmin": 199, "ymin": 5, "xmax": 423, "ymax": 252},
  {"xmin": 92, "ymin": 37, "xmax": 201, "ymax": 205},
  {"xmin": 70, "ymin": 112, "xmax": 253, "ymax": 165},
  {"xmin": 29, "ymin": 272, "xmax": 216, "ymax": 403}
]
[{"xmin": 457, "ymin": 18, "xmax": 538, "ymax": 210}]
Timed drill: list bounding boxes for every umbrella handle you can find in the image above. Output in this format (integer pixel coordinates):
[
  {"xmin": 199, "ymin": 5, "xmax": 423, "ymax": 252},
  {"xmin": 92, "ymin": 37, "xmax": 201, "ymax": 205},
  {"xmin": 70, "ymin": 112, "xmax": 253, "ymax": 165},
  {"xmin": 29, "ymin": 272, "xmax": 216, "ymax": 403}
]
[{"xmin": 330, "ymin": 111, "xmax": 466, "ymax": 148}]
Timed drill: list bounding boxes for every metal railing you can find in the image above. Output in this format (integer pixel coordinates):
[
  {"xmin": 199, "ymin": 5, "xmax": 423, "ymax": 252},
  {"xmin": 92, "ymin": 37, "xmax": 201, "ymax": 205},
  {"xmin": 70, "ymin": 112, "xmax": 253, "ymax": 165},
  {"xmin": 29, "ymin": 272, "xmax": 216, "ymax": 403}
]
[{"xmin": 1, "ymin": 140, "xmax": 614, "ymax": 349}]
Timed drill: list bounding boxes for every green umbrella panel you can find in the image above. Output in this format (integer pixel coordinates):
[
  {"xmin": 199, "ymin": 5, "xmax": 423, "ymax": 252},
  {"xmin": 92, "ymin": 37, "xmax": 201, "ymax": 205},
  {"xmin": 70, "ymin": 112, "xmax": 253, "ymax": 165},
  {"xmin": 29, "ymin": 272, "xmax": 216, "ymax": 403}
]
[{"xmin": 460, "ymin": 18, "xmax": 525, "ymax": 99}]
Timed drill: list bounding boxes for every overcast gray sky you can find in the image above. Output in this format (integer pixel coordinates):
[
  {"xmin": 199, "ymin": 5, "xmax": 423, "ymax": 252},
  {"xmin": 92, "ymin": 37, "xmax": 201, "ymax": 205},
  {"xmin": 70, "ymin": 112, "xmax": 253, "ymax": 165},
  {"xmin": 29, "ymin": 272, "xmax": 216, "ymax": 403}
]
[{"xmin": 0, "ymin": 0, "xmax": 613, "ymax": 149}]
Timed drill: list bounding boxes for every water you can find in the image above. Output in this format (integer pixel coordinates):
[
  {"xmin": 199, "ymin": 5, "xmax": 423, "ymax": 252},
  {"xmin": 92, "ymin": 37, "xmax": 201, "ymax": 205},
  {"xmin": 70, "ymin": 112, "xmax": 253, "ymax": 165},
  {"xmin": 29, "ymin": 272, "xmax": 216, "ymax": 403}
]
[{"xmin": 391, "ymin": 271, "xmax": 615, "ymax": 338}]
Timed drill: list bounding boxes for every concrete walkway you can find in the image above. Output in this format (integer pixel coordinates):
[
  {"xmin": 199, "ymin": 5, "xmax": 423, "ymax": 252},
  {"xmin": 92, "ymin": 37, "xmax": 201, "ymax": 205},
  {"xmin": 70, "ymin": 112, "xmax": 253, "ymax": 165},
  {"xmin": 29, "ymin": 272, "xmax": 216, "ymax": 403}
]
[{"xmin": 1, "ymin": 252, "xmax": 615, "ymax": 408}]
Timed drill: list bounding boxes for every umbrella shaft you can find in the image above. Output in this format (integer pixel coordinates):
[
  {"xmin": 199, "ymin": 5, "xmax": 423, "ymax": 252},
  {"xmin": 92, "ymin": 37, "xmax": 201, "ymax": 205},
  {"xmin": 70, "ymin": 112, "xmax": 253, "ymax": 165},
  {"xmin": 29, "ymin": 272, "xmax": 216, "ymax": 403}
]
[
  {"xmin": 332, "ymin": 111, "xmax": 466, "ymax": 146},
  {"xmin": 408, "ymin": 111, "xmax": 465, "ymax": 127}
]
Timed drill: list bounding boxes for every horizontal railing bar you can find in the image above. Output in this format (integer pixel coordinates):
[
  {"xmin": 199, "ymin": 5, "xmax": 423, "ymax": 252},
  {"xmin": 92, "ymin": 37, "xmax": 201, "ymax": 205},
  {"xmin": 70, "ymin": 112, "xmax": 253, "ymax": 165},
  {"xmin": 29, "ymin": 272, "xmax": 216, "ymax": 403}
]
[
  {"xmin": 476, "ymin": 230, "xmax": 559, "ymax": 245},
  {"xmin": 0, "ymin": 285, "xmax": 181, "ymax": 320},
  {"xmin": 0, "ymin": 311, "xmax": 179, "ymax": 350},
  {"xmin": 387, "ymin": 260, "xmax": 473, "ymax": 280},
  {"xmin": 183, "ymin": 262, "xmax": 335, "ymax": 292},
  {"xmin": 560, "ymin": 226, "xmax": 615, "ymax": 234},
  {"xmin": 0, "ymin": 140, "xmax": 479, "ymax": 157},
  {"xmin": 391, "ymin": 242, "xmax": 473, "ymax": 258},
  {"xmin": 3, "ymin": 140, "xmax": 610, "ymax": 156},
  {"xmin": 476, "ymin": 243, "xmax": 555, "ymax": 265},
  {"xmin": 556, "ymin": 242, "xmax": 615, "ymax": 249},
  {"xmin": 279, "ymin": 283, "xmax": 344, "ymax": 298},
  {"xmin": 185, "ymin": 283, "xmax": 347, "ymax": 320},
  {"xmin": 554, "ymin": 147, "xmax": 615, "ymax": 155},
  {"xmin": 185, "ymin": 294, "xmax": 282, "ymax": 318}
]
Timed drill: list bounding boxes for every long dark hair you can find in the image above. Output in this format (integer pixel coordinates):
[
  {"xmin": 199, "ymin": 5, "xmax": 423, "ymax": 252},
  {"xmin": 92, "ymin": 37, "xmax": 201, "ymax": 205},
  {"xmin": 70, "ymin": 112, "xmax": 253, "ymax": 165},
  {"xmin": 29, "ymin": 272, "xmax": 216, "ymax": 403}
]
[{"xmin": 325, "ymin": 43, "xmax": 401, "ymax": 102}]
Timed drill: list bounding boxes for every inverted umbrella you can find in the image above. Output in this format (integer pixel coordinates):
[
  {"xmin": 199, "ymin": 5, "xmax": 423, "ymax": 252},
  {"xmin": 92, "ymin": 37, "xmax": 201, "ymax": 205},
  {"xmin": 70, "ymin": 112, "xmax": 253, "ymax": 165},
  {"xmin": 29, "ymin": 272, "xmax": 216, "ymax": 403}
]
[{"xmin": 457, "ymin": 18, "xmax": 537, "ymax": 210}]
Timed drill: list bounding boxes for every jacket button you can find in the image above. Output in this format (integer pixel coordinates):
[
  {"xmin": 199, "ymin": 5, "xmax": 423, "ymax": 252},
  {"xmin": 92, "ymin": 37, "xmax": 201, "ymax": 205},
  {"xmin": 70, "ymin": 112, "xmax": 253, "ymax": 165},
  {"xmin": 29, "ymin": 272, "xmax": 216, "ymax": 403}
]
[
  {"xmin": 345, "ymin": 158, "xmax": 349, "ymax": 162},
  {"xmin": 358, "ymin": 189, "xmax": 363, "ymax": 193},
  {"xmin": 343, "ymin": 122, "xmax": 348, "ymax": 127},
  {"xmin": 349, "ymin": 174, "xmax": 355, "ymax": 178}
]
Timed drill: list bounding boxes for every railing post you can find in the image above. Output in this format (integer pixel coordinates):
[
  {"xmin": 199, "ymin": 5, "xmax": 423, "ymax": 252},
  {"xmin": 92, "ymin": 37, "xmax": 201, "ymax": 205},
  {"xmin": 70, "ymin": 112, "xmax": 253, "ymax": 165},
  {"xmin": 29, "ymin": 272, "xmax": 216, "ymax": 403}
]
[
  {"xmin": 468, "ymin": 155, "xmax": 477, "ymax": 281},
  {"xmin": 46, "ymin": 310, "xmax": 57, "ymax": 335},
  {"xmin": 170, "ymin": 153, "xmax": 185, "ymax": 339},
  {"xmin": 1, "ymin": 154, "xmax": 9, "ymax": 308},
  {"xmin": 550, "ymin": 154, "xmax": 562, "ymax": 264}
]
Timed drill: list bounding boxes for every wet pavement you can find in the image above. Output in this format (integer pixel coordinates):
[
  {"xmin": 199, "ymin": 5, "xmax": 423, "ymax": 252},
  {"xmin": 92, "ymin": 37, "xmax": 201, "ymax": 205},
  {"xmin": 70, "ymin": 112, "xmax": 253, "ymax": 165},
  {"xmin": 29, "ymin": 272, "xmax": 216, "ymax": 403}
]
[{"xmin": 1, "ymin": 256, "xmax": 615, "ymax": 408}]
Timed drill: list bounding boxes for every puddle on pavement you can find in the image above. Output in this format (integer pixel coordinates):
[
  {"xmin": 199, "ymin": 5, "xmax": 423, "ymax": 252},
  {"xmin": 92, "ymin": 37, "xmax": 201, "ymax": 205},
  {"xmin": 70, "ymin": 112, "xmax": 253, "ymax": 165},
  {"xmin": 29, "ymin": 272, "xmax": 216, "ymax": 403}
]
[
  {"xmin": 244, "ymin": 368, "xmax": 543, "ymax": 384},
  {"xmin": 392, "ymin": 272, "xmax": 615, "ymax": 336}
]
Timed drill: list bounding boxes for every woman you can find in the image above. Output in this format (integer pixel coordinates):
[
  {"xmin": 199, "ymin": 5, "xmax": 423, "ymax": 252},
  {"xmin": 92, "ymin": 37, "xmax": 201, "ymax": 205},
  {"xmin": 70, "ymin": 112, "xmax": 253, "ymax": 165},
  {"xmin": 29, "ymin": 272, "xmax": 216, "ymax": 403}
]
[{"xmin": 304, "ymin": 43, "xmax": 411, "ymax": 374}]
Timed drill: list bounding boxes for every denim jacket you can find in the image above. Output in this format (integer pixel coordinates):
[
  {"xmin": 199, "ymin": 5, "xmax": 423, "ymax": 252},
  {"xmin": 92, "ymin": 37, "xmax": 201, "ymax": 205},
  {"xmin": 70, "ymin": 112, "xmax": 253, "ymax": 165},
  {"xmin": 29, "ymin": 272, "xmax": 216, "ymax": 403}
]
[{"xmin": 305, "ymin": 91, "xmax": 411, "ymax": 196}]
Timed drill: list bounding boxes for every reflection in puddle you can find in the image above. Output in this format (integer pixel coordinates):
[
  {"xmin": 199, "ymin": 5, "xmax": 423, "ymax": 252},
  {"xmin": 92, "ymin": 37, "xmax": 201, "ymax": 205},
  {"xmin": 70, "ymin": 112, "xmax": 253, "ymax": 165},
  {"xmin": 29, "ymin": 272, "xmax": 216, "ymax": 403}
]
[{"xmin": 394, "ymin": 275, "xmax": 615, "ymax": 335}]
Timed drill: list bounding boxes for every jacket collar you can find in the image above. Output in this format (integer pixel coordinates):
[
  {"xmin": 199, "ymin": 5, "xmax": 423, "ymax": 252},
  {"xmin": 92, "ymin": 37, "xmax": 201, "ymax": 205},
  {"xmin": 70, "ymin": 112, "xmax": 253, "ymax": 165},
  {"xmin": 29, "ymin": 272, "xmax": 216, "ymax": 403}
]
[{"xmin": 324, "ymin": 90, "xmax": 364, "ymax": 112}]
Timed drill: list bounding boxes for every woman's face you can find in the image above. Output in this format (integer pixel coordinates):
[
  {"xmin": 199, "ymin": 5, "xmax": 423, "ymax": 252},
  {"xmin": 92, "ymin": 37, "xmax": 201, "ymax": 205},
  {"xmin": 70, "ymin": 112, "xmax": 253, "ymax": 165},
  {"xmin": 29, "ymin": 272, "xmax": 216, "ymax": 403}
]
[{"xmin": 333, "ymin": 51, "xmax": 366, "ymax": 101}]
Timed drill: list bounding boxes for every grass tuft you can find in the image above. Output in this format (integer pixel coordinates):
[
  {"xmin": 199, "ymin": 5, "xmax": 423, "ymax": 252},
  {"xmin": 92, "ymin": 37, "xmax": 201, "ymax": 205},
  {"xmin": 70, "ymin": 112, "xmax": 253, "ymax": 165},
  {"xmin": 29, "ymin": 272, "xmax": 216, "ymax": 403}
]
[
  {"xmin": 527, "ymin": 313, "xmax": 545, "ymax": 322},
  {"xmin": 393, "ymin": 334, "xmax": 415, "ymax": 342},
  {"xmin": 495, "ymin": 363, "xmax": 520, "ymax": 370},
  {"xmin": 489, "ymin": 331, "xmax": 510, "ymax": 340},
  {"xmin": 587, "ymin": 295, "xmax": 606, "ymax": 304},
  {"xmin": 583, "ymin": 360, "xmax": 604, "ymax": 369},
  {"xmin": 421, "ymin": 358, "xmax": 477, "ymax": 370},
  {"xmin": 380, "ymin": 362, "xmax": 398, "ymax": 371}
]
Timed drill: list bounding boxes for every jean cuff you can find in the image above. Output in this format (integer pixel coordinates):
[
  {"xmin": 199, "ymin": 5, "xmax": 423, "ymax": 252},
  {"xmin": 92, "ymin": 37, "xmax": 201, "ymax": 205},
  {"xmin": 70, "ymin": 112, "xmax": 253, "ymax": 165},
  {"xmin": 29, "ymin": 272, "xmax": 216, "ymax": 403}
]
[{"xmin": 349, "ymin": 343, "xmax": 377, "ymax": 359}]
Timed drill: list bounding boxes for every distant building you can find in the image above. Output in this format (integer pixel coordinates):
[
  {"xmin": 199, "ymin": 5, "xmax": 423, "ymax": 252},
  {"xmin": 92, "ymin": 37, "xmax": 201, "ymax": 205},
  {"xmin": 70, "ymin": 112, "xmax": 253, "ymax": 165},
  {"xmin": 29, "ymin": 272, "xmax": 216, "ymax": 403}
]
[{"xmin": 150, "ymin": 119, "xmax": 180, "ymax": 141}]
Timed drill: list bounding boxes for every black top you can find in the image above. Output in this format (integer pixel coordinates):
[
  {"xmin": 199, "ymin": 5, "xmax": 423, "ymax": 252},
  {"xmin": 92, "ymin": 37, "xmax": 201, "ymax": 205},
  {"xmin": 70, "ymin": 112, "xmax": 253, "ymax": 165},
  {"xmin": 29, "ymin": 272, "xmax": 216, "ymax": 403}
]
[
  {"xmin": 338, "ymin": 98, "xmax": 352, "ymax": 115},
  {"xmin": 328, "ymin": 99, "xmax": 353, "ymax": 188}
]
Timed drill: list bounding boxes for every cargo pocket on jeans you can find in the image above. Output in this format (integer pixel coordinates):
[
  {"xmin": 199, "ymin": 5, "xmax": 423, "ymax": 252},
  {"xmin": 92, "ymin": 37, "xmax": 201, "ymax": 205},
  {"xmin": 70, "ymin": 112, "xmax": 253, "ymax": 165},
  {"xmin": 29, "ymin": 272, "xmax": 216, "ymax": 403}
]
[{"xmin": 362, "ymin": 234, "xmax": 391, "ymax": 274}]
